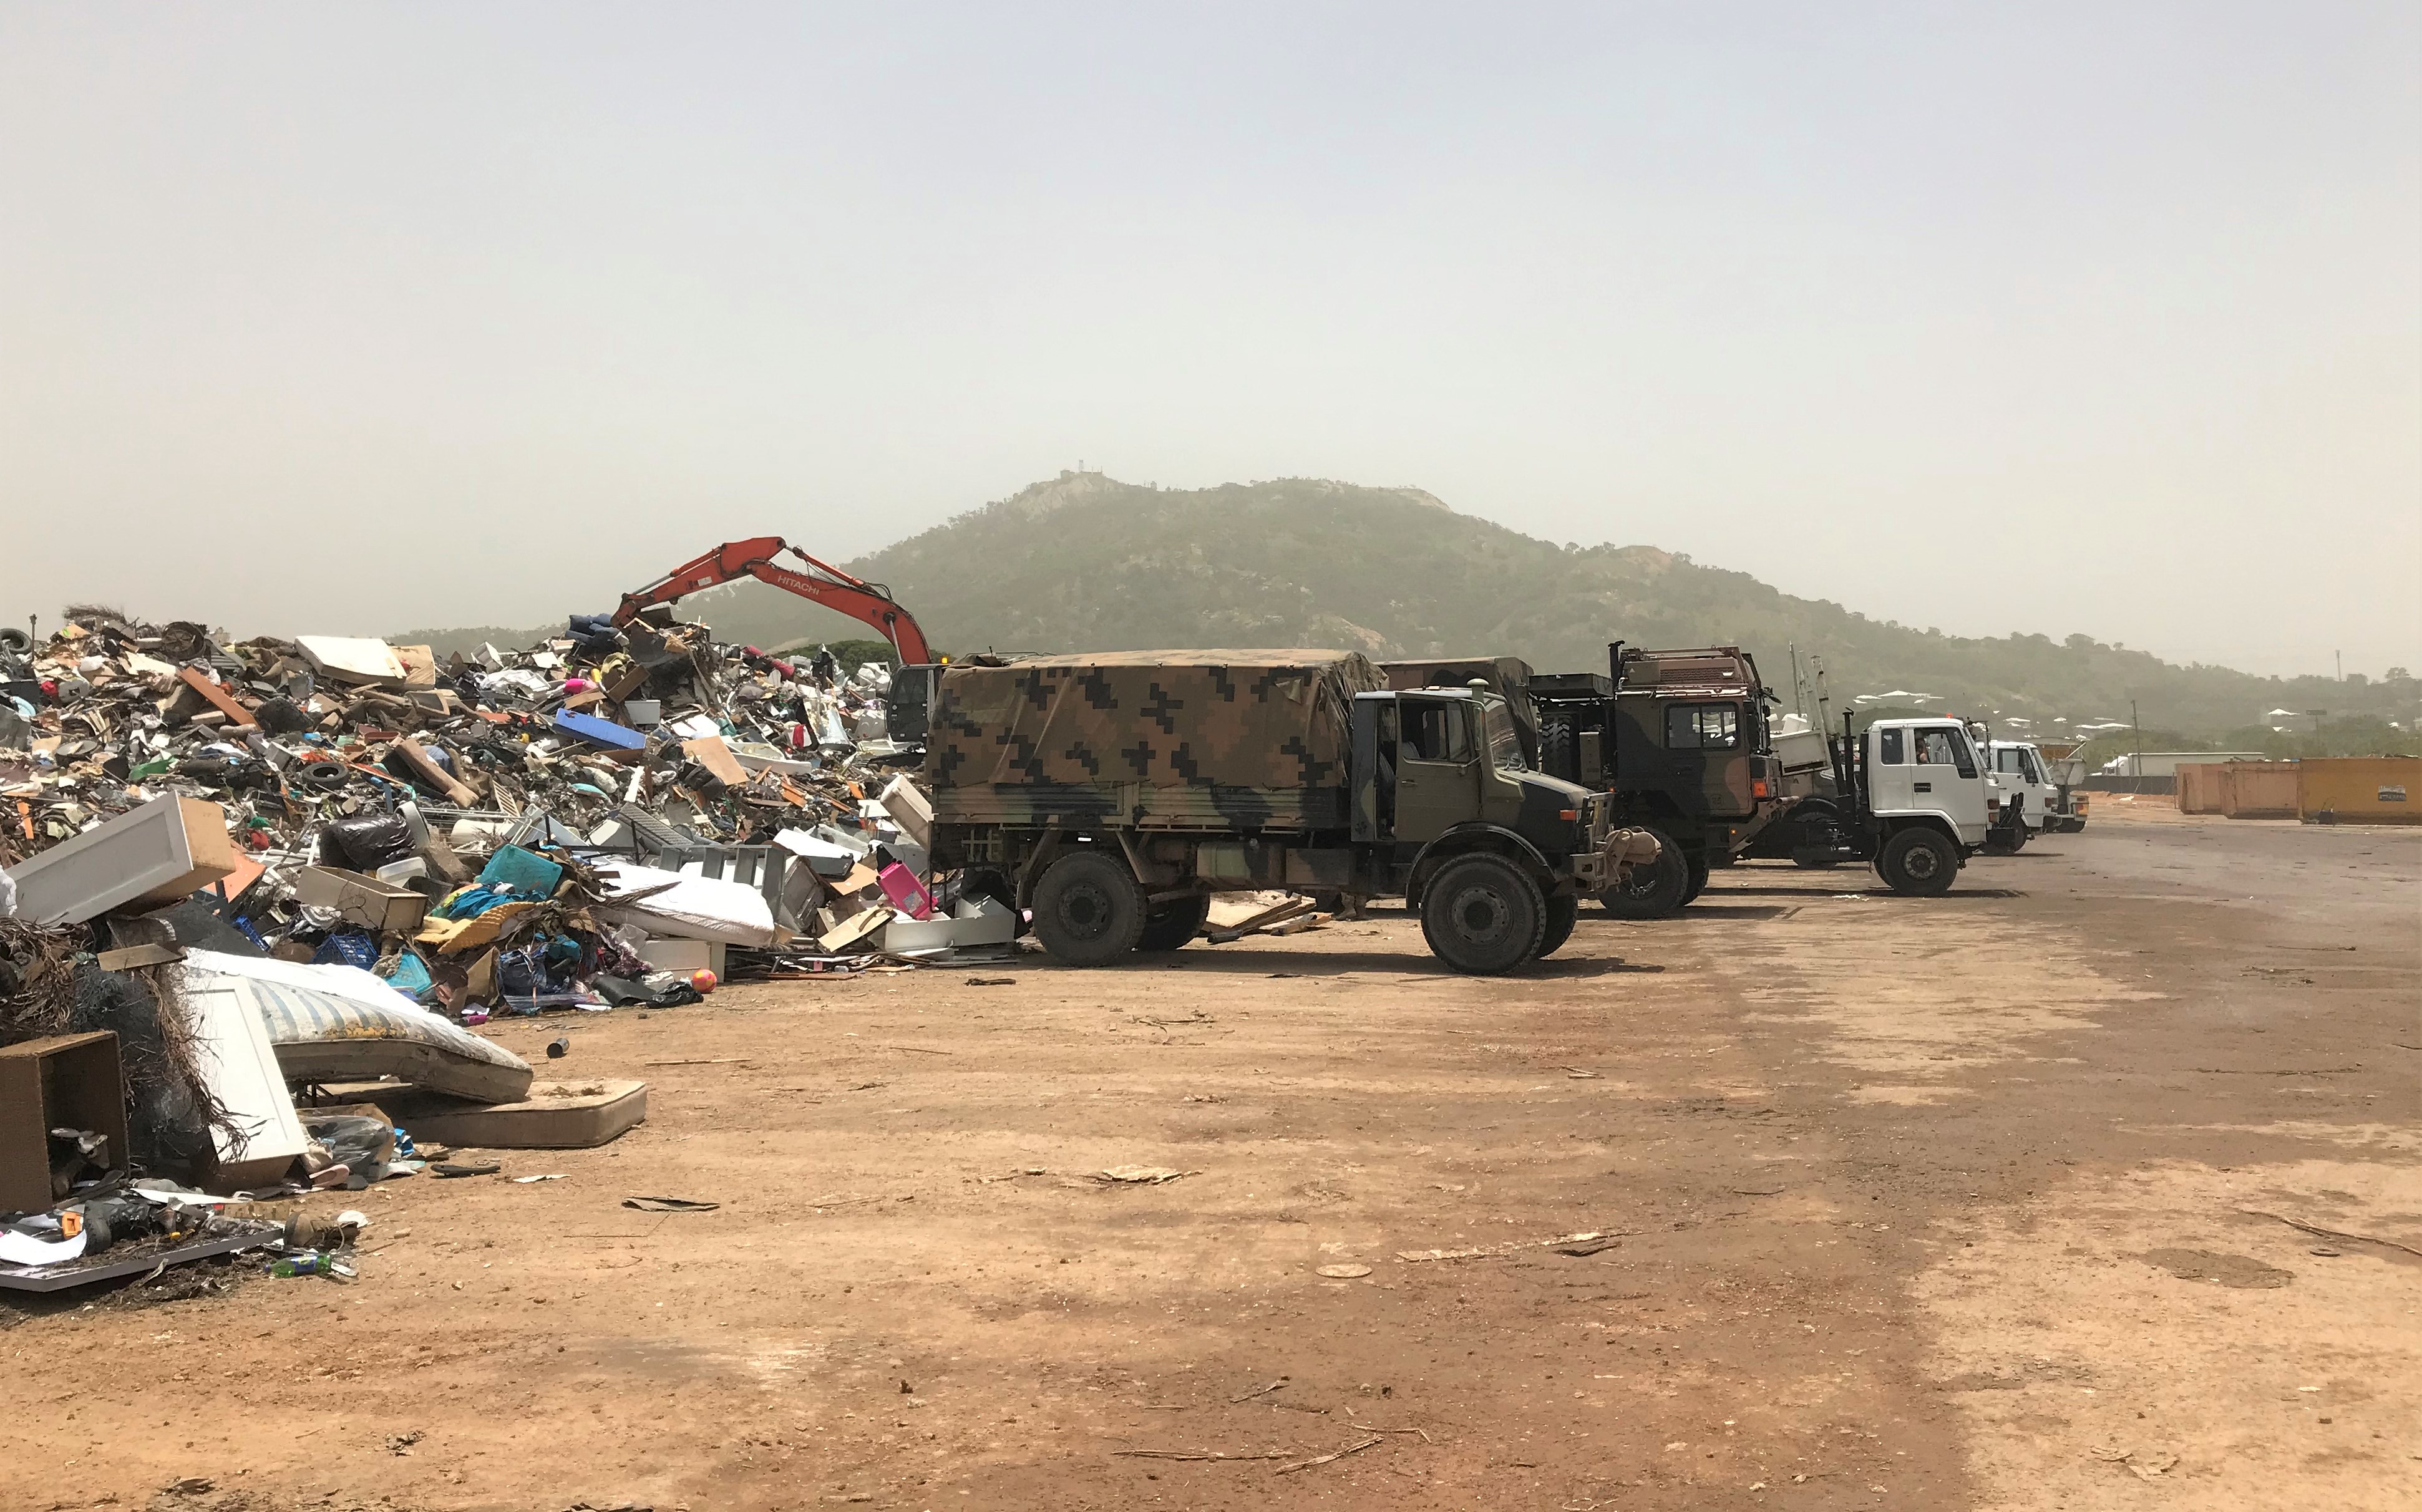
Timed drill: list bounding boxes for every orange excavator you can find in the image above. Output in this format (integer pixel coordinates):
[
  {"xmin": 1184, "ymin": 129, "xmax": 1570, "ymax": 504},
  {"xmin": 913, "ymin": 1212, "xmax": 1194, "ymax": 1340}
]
[{"xmin": 611, "ymin": 536, "xmax": 934, "ymax": 666}]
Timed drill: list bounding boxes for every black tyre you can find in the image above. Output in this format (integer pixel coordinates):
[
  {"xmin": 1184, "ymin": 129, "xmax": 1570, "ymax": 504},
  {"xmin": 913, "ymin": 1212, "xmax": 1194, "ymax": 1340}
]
[
  {"xmin": 1681, "ymin": 851, "xmax": 1711, "ymax": 904},
  {"xmin": 1877, "ymin": 826, "xmax": 1958, "ymax": 896},
  {"xmin": 1540, "ymin": 722, "xmax": 1577, "ymax": 783},
  {"xmin": 1136, "ymin": 893, "xmax": 1210, "ymax": 952},
  {"xmin": 1031, "ymin": 850, "xmax": 1147, "ymax": 966},
  {"xmin": 1537, "ymin": 893, "xmax": 1579, "ymax": 957},
  {"xmin": 1421, "ymin": 855, "xmax": 1547, "ymax": 975},
  {"xmin": 1599, "ymin": 827, "xmax": 1688, "ymax": 919}
]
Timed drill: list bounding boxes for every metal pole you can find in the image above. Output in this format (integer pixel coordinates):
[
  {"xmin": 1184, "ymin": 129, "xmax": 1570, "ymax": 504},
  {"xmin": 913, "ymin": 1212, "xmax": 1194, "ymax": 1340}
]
[{"xmin": 2130, "ymin": 699, "xmax": 2141, "ymax": 780}]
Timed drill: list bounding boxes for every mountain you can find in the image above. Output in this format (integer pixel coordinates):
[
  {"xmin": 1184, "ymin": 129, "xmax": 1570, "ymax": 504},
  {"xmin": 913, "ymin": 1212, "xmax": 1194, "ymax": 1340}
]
[{"xmin": 411, "ymin": 472, "xmax": 2421, "ymax": 747}]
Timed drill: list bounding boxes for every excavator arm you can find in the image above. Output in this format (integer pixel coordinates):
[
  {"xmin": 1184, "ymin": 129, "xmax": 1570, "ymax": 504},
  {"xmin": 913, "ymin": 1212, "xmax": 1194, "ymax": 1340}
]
[{"xmin": 611, "ymin": 536, "xmax": 933, "ymax": 666}]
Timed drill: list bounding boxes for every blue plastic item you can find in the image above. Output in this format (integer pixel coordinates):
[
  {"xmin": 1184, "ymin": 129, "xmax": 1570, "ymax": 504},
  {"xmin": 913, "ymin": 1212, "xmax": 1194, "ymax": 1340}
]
[
  {"xmin": 477, "ymin": 845, "xmax": 565, "ymax": 898},
  {"xmin": 381, "ymin": 949, "xmax": 434, "ymax": 995},
  {"xmin": 310, "ymin": 931, "xmax": 380, "ymax": 970},
  {"xmin": 553, "ymin": 710, "xmax": 646, "ymax": 751}
]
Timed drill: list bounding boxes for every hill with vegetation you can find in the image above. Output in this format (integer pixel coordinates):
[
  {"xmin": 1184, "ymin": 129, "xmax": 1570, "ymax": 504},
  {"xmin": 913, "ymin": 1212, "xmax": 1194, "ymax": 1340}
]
[{"xmin": 404, "ymin": 472, "xmax": 2420, "ymax": 749}]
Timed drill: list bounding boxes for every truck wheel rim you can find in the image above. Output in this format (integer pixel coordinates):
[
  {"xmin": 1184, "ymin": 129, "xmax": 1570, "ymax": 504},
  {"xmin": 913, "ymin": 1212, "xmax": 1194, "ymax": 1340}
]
[
  {"xmin": 1059, "ymin": 885, "xmax": 1112, "ymax": 939},
  {"xmin": 1905, "ymin": 847, "xmax": 1941, "ymax": 880},
  {"xmin": 1451, "ymin": 885, "xmax": 1511, "ymax": 941}
]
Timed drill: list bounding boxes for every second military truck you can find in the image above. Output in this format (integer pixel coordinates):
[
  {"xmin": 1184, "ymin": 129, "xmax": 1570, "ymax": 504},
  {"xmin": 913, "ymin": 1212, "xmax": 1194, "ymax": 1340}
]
[{"xmin": 922, "ymin": 650, "xmax": 1654, "ymax": 974}]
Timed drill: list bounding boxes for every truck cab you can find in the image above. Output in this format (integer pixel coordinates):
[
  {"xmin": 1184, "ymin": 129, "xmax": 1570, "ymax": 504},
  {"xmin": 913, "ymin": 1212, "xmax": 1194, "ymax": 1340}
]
[
  {"xmin": 1782, "ymin": 715, "xmax": 1992, "ymax": 894},
  {"xmin": 1982, "ymin": 737, "xmax": 2058, "ymax": 849},
  {"xmin": 1525, "ymin": 644, "xmax": 1786, "ymax": 918}
]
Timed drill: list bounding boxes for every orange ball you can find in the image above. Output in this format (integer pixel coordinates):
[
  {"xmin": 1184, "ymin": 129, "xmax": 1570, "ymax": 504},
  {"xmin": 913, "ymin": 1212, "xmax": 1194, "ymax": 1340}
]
[{"xmin": 689, "ymin": 968, "xmax": 718, "ymax": 994}]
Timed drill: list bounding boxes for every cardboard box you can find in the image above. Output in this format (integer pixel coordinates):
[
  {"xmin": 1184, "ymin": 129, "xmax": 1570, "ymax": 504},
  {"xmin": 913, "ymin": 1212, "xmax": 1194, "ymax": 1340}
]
[
  {"xmin": 0, "ymin": 1034, "xmax": 132, "ymax": 1214},
  {"xmin": 2, "ymin": 795, "xmax": 236, "ymax": 925},
  {"xmin": 293, "ymin": 865, "xmax": 429, "ymax": 934}
]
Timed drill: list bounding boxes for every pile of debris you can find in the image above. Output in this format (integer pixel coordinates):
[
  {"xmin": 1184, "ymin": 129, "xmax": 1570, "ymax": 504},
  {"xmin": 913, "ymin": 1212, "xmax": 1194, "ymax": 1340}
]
[
  {"xmin": 0, "ymin": 604, "xmax": 1004, "ymax": 1019},
  {"xmin": 0, "ymin": 603, "xmax": 1011, "ymax": 1296}
]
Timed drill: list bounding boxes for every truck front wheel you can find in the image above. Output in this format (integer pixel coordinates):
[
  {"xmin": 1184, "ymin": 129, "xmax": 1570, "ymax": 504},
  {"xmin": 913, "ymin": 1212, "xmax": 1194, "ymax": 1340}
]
[
  {"xmin": 1599, "ymin": 827, "xmax": 1688, "ymax": 919},
  {"xmin": 1031, "ymin": 851, "xmax": 1148, "ymax": 965},
  {"xmin": 1537, "ymin": 893, "xmax": 1579, "ymax": 957},
  {"xmin": 1877, "ymin": 827, "xmax": 1958, "ymax": 896},
  {"xmin": 1136, "ymin": 894, "xmax": 1210, "ymax": 952},
  {"xmin": 1422, "ymin": 855, "xmax": 1547, "ymax": 974}
]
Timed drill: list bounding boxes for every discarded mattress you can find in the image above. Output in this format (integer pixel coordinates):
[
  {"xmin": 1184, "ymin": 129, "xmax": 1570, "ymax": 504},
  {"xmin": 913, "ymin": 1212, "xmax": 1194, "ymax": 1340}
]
[
  {"xmin": 182, "ymin": 949, "xmax": 534, "ymax": 1104},
  {"xmin": 592, "ymin": 860, "xmax": 779, "ymax": 946}
]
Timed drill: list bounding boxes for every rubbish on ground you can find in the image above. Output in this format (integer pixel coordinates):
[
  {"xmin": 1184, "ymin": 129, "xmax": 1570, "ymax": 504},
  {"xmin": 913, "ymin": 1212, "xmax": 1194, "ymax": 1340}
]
[
  {"xmin": 432, "ymin": 1162, "xmax": 500, "ymax": 1178},
  {"xmin": 512, "ymin": 1173, "xmax": 567, "ymax": 1183},
  {"xmin": 1315, "ymin": 1263, "xmax": 1373, "ymax": 1278},
  {"xmin": 1097, "ymin": 1165, "xmax": 1195, "ymax": 1185},
  {"xmin": 881, "ymin": 896, "xmax": 1014, "ymax": 954},
  {"xmin": 547, "ymin": 1035, "xmax": 570, "ymax": 1059},
  {"xmin": 188, "ymin": 948, "xmax": 535, "ymax": 1103},
  {"xmin": 0, "ymin": 1032, "xmax": 129, "ymax": 1213},
  {"xmin": 1204, "ymin": 893, "xmax": 1323, "ymax": 944},
  {"xmin": 177, "ymin": 966, "xmax": 315, "ymax": 1190},
  {"xmin": 623, "ymin": 1196, "xmax": 719, "ymax": 1212},
  {"xmin": 1274, "ymin": 1435, "xmax": 1384, "ymax": 1475},
  {"xmin": 4, "ymin": 795, "xmax": 237, "ymax": 925},
  {"xmin": 1398, "ymin": 1229, "xmax": 1620, "ymax": 1263},
  {"xmin": 355, "ymin": 1078, "xmax": 648, "ymax": 1150}
]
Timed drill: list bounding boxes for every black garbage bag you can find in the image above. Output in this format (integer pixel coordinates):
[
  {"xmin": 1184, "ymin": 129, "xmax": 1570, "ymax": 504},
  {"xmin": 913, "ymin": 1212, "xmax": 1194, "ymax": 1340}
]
[
  {"xmin": 320, "ymin": 811, "xmax": 415, "ymax": 871},
  {"xmin": 592, "ymin": 974, "xmax": 704, "ymax": 1009}
]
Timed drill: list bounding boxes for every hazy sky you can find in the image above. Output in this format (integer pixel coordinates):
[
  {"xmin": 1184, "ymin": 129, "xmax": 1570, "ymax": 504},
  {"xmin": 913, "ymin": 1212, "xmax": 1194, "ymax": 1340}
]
[{"xmin": 4, "ymin": 4, "xmax": 2417, "ymax": 678}]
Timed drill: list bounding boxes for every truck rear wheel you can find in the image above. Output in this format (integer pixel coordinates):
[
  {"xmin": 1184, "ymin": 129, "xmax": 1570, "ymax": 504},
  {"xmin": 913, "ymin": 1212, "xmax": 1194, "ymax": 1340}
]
[
  {"xmin": 1599, "ymin": 827, "xmax": 1688, "ymax": 919},
  {"xmin": 1877, "ymin": 827, "xmax": 1958, "ymax": 896},
  {"xmin": 1681, "ymin": 851, "xmax": 1711, "ymax": 904},
  {"xmin": 1031, "ymin": 851, "xmax": 1148, "ymax": 965},
  {"xmin": 1136, "ymin": 894, "xmax": 1210, "ymax": 952},
  {"xmin": 1421, "ymin": 855, "xmax": 1546, "ymax": 974},
  {"xmin": 1537, "ymin": 893, "xmax": 1578, "ymax": 957}
]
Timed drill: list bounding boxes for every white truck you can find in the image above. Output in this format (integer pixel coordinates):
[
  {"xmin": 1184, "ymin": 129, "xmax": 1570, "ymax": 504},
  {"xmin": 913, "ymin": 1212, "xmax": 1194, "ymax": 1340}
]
[
  {"xmin": 1978, "ymin": 736, "xmax": 2044, "ymax": 851},
  {"xmin": 1775, "ymin": 715, "xmax": 1995, "ymax": 893}
]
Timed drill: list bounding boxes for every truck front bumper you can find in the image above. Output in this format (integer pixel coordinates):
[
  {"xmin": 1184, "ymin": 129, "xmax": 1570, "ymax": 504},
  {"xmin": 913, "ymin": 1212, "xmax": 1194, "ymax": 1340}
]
[{"xmin": 1573, "ymin": 826, "xmax": 1662, "ymax": 892}]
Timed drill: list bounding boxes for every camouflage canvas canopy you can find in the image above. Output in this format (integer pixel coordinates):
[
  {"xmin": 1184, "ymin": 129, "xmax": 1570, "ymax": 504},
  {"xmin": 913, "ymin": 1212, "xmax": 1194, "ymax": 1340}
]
[{"xmin": 928, "ymin": 650, "xmax": 1385, "ymax": 794}]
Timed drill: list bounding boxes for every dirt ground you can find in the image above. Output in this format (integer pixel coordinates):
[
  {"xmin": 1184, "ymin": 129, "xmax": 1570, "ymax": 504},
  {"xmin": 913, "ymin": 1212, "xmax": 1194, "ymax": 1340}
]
[{"xmin": 5, "ymin": 808, "xmax": 2417, "ymax": 1512}]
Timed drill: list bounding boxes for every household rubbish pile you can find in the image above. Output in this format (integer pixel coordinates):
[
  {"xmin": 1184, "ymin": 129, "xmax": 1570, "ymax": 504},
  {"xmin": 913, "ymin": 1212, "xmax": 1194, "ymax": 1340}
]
[
  {"xmin": 0, "ymin": 604, "xmax": 1006, "ymax": 1011},
  {"xmin": 0, "ymin": 603, "xmax": 992, "ymax": 1295}
]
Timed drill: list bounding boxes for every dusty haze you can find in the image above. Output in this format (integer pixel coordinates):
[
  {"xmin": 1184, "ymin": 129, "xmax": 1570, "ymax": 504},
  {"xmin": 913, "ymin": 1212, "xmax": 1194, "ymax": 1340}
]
[{"xmin": 1, "ymin": 4, "xmax": 2416, "ymax": 678}]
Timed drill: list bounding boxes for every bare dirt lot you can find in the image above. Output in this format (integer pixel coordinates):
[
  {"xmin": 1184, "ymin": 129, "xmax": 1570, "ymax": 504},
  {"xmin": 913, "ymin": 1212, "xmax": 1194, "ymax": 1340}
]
[{"xmin": 6, "ymin": 811, "xmax": 2417, "ymax": 1512}]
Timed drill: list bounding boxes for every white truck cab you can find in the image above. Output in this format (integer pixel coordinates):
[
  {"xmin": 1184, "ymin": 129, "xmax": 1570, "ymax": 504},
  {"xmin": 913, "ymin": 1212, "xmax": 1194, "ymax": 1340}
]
[
  {"xmin": 1982, "ymin": 738, "xmax": 2057, "ymax": 847},
  {"xmin": 1865, "ymin": 719, "xmax": 1993, "ymax": 848},
  {"xmin": 1777, "ymin": 715, "xmax": 1995, "ymax": 894}
]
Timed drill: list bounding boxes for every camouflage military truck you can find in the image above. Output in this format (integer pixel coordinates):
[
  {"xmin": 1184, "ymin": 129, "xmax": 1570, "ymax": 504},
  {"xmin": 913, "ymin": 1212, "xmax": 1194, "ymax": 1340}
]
[
  {"xmin": 923, "ymin": 649, "xmax": 1653, "ymax": 974},
  {"xmin": 1528, "ymin": 644, "xmax": 1786, "ymax": 919}
]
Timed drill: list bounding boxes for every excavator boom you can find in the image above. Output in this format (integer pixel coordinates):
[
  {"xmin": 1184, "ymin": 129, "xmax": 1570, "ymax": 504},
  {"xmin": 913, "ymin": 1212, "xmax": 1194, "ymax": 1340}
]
[{"xmin": 612, "ymin": 536, "xmax": 933, "ymax": 666}]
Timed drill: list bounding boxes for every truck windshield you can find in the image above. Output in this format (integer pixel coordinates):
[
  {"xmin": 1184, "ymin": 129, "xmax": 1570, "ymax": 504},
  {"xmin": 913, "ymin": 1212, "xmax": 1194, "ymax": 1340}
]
[{"xmin": 1483, "ymin": 701, "xmax": 1526, "ymax": 770}]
